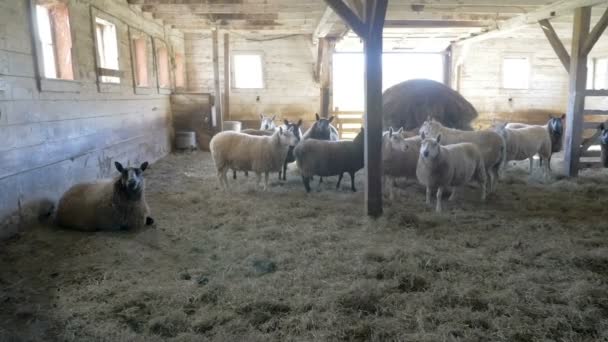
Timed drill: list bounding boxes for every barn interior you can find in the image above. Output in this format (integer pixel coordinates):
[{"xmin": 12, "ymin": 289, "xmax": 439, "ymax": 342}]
[{"xmin": 1, "ymin": 0, "xmax": 608, "ymax": 341}]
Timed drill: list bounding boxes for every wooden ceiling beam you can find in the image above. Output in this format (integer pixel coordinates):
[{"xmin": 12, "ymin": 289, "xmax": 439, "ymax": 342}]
[
  {"xmin": 324, "ymin": 0, "xmax": 367, "ymax": 37},
  {"xmin": 457, "ymin": 0, "xmax": 607, "ymax": 44},
  {"xmin": 582, "ymin": 6, "xmax": 608, "ymax": 56}
]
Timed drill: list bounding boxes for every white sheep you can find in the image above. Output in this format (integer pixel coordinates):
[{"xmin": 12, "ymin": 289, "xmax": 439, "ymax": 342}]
[
  {"xmin": 55, "ymin": 162, "xmax": 153, "ymax": 231},
  {"xmin": 419, "ymin": 118, "xmax": 505, "ymax": 194},
  {"xmin": 259, "ymin": 114, "xmax": 277, "ymax": 130},
  {"xmin": 382, "ymin": 127, "xmax": 421, "ymax": 200},
  {"xmin": 210, "ymin": 127, "xmax": 298, "ymax": 191},
  {"xmin": 505, "ymin": 114, "xmax": 565, "ymax": 170},
  {"xmin": 497, "ymin": 124, "xmax": 551, "ymax": 174},
  {"xmin": 416, "ymin": 134, "xmax": 487, "ymax": 213}
]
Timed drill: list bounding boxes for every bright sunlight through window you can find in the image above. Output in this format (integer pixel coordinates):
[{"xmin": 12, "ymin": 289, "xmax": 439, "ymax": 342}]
[
  {"xmin": 233, "ymin": 54, "xmax": 264, "ymax": 89},
  {"xmin": 332, "ymin": 53, "xmax": 444, "ymax": 111},
  {"xmin": 95, "ymin": 17, "xmax": 120, "ymax": 83},
  {"xmin": 502, "ymin": 57, "xmax": 529, "ymax": 89}
]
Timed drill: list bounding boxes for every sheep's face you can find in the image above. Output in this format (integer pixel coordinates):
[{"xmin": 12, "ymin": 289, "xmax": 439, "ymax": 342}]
[
  {"xmin": 600, "ymin": 124, "xmax": 608, "ymax": 145},
  {"xmin": 420, "ymin": 134, "xmax": 441, "ymax": 160},
  {"xmin": 548, "ymin": 114, "xmax": 565, "ymax": 137},
  {"xmin": 115, "ymin": 161, "xmax": 148, "ymax": 193},
  {"xmin": 386, "ymin": 127, "xmax": 405, "ymax": 150},
  {"xmin": 419, "ymin": 119, "xmax": 442, "ymax": 140},
  {"xmin": 260, "ymin": 114, "xmax": 277, "ymax": 130},
  {"xmin": 309, "ymin": 113, "xmax": 335, "ymax": 140},
  {"xmin": 278, "ymin": 127, "xmax": 299, "ymax": 147},
  {"xmin": 283, "ymin": 119, "xmax": 303, "ymax": 142}
]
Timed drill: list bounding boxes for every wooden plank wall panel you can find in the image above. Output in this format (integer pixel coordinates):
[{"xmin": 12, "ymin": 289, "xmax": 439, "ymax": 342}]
[
  {"xmin": 0, "ymin": 0, "xmax": 184, "ymax": 238},
  {"xmin": 185, "ymin": 33, "xmax": 320, "ymax": 122}
]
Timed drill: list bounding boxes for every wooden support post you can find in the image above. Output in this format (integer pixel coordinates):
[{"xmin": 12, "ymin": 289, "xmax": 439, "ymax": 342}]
[
  {"xmin": 363, "ymin": 0, "xmax": 387, "ymax": 217},
  {"xmin": 539, "ymin": 19, "xmax": 571, "ymax": 72},
  {"xmin": 443, "ymin": 46, "xmax": 452, "ymax": 87},
  {"xmin": 318, "ymin": 38, "xmax": 335, "ymax": 118},
  {"xmin": 564, "ymin": 7, "xmax": 591, "ymax": 177},
  {"xmin": 212, "ymin": 29, "xmax": 223, "ymax": 132},
  {"xmin": 223, "ymin": 33, "xmax": 230, "ymax": 121}
]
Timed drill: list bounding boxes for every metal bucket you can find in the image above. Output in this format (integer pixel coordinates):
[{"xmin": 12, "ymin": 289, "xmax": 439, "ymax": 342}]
[
  {"xmin": 175, "ymin": 131, "xmax": 196, "ymax": 150},
  {"xmin": 223, "ymin": 121, "xmax": 242, "ymax": 132}
]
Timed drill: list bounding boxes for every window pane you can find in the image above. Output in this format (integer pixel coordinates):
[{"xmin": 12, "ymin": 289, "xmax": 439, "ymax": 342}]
[
  {"xmin": 50, "ymin": 4, "xmax": 74, "ymax": 80},
  {"xmin": 157, "ymin": 46, "xmax": 170, "ymax": 88},
  {"xmin": 233, "ymin": 54, "xmax": 263, "ymax": 89},
  {"xmin": 502, "ymin": 57, "xmax": 529, "ymax": 89},
  {"xmin": 36, "ymin": 5, "xmax": 57, "ymax": 79},
  {"xmin": 134, "ymin": 38, "xmax": 148, "ymax": 87},
  {"xmin": 594, "ymin": 58, "xmax": 608, "ymax": 90},
  {"xmin": 175, "ymin": 54, "xmax": 185, "ymax": 88},
  {"xmin": 95, "ymin": 18, "xmax": 120, "ymax": 84}
]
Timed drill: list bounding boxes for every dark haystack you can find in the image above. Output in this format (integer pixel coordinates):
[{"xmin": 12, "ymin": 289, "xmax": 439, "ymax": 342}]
[{"xmin": 382, "ymin": 79, "xmax": 478, "ymax": 131}]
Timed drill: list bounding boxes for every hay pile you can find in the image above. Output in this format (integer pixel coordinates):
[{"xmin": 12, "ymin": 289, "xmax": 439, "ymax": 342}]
[{"xmin": 382, "ymin": 79, "xmax": 478, "ymax": 131}]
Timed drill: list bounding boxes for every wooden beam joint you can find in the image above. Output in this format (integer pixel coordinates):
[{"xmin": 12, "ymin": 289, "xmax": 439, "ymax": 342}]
[{"xmin": 539, "ymin": 19, "xmax": 570, "ymax": 73}]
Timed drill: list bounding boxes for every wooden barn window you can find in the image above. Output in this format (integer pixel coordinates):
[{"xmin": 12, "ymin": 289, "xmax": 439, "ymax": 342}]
[
  {"xmin": 133, "ymin": 38, "xmax": 149, "ymax": 87},
  {"xmin": 174, "ymin": 53, "xmax": 186, "ymax": 88},
  {"xmin": 95, "ymin": 17, "xmax": 120, "ymax": 84},
  {"xmin": 30, "ymin": 0, "xmax": 80, "ymax": 92},
  {"xmin": 155, "ymin": 40, "xmax": 171, "ymax": 90},
  {"xmin": 590, "ymin": 57, "xmax": 608, "ymax": 90},
  {"xmin": 501, "ymin": 57, "xmax": 530, "ymax": 90},
  {"xmin": 232, "ymin": 53, "xmax": 264, "ymax": 89}
]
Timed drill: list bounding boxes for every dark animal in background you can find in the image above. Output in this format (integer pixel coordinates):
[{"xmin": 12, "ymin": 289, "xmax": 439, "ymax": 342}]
[
  {"xmin": 302, "ymin": 113, "xmax": 339, "ymax": 141},
  {"xmin": 600, "ymin": 123, "xmax": 608, "ymax": 167},
  {"xmin": 55, "ymin": 162, "xmax": 154, "ymax": 231},
  {"xmin": 382, "ymin": 79, "xmax": 478, "ymax": 131},
  {"xmin": 281, "ymin": 119, "xmax": 303, "ymax": 180},
  {"xmin": 295, "ymin": 129, "xmax": 364, "ymax": 193}
]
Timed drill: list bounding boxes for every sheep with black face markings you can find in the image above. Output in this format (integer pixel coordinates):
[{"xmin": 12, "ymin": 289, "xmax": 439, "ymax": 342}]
[
  {"xmin": 55, "ymin": 162, "xmax": 154, "ymax": 231},
  {"xmin": 416, "ymin": 134, "xmax": 487, "ymax": 213},
  {"xmin": 382, "ymin": 127, "xmax": 421, "ymax": 200},
  {"xmin": 419, "ymin": 118, "xmax": 505, "ymax": 194},
  {"xmin": 294, "ymin": 129, "xmax": 364, "ymax": 193},
  {"xmin": 210, "ymin": 127, "xmax": 298, "ymax": 191}
]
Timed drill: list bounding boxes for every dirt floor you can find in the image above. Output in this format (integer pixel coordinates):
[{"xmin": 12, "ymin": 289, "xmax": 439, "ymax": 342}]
[{"xmin": 1, "ymin": 151, "xmax": 607, "ymax": 342}]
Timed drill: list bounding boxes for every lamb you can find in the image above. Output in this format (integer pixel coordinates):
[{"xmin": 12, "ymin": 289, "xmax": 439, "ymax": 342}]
[
  {"xmin": 210, "ymin": 127, "xmax": 298, "ymax": 191},
  {"xmin": 280, "ymin": 119, "xmax": 304, "ymax": 180},
  {"xmin": 496, "ymin": 123, "xmax": 552, "ymax": 174},
  {"xmin": 294, "ymin": 129, "xmax": 364, "ymax": 192},
  {"xmin": 505, "ymin": 114, "xmax": 565, "ymax": 170},
  {"xmin": 382, "ymin": 127, "xmax": 421, "ymax": 200},
  {"xmin": 416, "ymin": 134, "xmax": 487, "ymax": 213},
  {"xmin": 55, "ymin": 162, "xmax": 154, "ymax": 231},
  {"xmin": 419, "ymin": 118, "xmax": 505, "ymax": 193},
  {"xmin": 600, "ymin": 123, "xmax": 608, "ymax": 168}
]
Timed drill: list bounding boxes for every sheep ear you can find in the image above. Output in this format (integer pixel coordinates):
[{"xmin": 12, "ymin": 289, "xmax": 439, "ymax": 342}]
[
  {"xmin": 421, "ymin": 132, "xmax": 426, "ymax": 140},
  {"xmin": 279, "ymin": 126, "xmax": 283, "ymax": 134},
  {"xmin": 115, "ymin": 162, "xmax": 124, "ymax": 173},
  {"xmin": 140, "ymin": 162, "xmax": 149, "ymax": 171},
  {"xmin": 436, "ymin": 134, "xmax": 442, "ymax": 143},
  {"xmin": 284, "ymin": 119, "xmax": 289, "ymax": 125},
  {"xmin": 328, "ymin": 116, "xmax": 335, "ymax": 123},
  {"xmin": 259, "ymin": 114, "xmax": 264, "ymax": 120},
  {"xmin": 600, "ymin": 123, "xmax": 605, "ymax": 130},
  {"xmin": 297, "ymin": 119, "xmax": 303, "ymax": 126},
  {"xmin": 561, "ymin": 114, "xmax": 566, "ymax": 120},
  {"xmin": 389, "ymin": 127, "xmax": 393, "ymax": 137},
  {"xmin": 315, "ymin": 113, "xmax": 320, "ymax": 121}
]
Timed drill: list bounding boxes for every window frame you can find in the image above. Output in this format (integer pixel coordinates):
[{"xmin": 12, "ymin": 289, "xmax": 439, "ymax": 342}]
[
  {"xmin": 231, "ymin": 51, "xmax": 266, "ymax": 90},
  {"xmin": 500, "ymin": 55, "xmax": 531, "ymax": 91},
  {"xmin": 174, "ymin": 52, "xmax": 186, "ymax": 90},
  {"xmin": 29, "ymin": 0, "xmax": 80, "ymax": 93},
  {"xmin": 153, "ymin": 38, "xmax": 172, "ymax": 94},
  {"xmin": 589, "ymin": 56, "xmax": 608, "ymax": 90},
  {"xmin": 128, "ymin": 27, "xmax": 154, "ymax": 95},
  {"xmin": 90, "ymin": 9, "xmax": 125, "ymax": 93}
]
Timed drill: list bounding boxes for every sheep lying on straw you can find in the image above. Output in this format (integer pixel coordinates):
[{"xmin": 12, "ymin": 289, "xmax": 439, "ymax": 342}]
[
  {"xmin": 383, "ymin": 79, "xmax": 478, "ymax": 131},
  {"xmin": 497, "ymin": 123, "xmax": 552, "ymax": 174},
  {"xmin": 294, "ymin": 129, "xmax": 364, "ymax": 192},
  {"xmin": 55, "ymin": 162, "xmax": 153, "ymax": 231},
  {"xmin": 382, "ymin": 127, "xmax": 421, "ymax": 200},
  {"xmin": 416, "ymin": 134, "xmax": 487, "ymax": 213},
  {"xmin": 210, "ymin": 127, "xmax": 298, "ymax": 191},
  {"xmin": 419, "ymin": 118, "xmax": 505, "ymax": 193}
]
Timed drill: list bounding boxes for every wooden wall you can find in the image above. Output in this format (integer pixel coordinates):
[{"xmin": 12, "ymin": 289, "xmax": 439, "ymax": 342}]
[
  {"xmin": 185, "ymin": 33, "xmax": 320, "ymax": 129},
  {"xmin": 0, "ymin": 0, "xmax": 184, "ymax": 238},
  {"xmin": 452, "ymin": 20, "xmax": 608, "ymax": 129}
]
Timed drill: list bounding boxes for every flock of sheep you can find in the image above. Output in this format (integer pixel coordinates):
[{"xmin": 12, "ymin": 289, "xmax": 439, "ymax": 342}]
[{"xmin": 51, "ymin": 107, "xmax": 607, "ymax": 232}]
